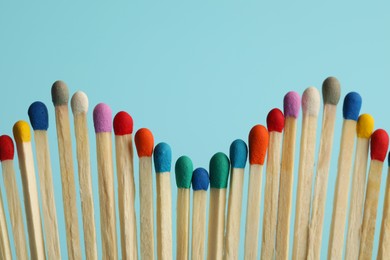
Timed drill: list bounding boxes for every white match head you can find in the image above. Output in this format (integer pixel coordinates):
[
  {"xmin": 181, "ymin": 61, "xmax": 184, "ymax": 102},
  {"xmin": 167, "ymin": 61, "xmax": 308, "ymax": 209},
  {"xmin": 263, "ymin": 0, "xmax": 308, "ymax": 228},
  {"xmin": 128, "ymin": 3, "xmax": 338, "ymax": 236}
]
[
  {"xmin": 302, "ymin": 86, "xmax": 320, "ymax": 116},
  {"xmin": 71, "ymin": 91, "xmax": 89, "ymax": 114}
]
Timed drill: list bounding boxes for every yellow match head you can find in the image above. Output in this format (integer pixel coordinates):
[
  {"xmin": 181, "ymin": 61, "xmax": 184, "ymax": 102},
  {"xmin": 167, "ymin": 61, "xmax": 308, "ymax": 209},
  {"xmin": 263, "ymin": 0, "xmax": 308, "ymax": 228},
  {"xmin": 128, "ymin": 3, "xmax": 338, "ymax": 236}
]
[
  {"xmin": 13, "ymin": 120, "xmax": 31, "ymax": 143},
  {"xmin": 357, "ymin": 113, "xmax": 374, "ymax": 139}
]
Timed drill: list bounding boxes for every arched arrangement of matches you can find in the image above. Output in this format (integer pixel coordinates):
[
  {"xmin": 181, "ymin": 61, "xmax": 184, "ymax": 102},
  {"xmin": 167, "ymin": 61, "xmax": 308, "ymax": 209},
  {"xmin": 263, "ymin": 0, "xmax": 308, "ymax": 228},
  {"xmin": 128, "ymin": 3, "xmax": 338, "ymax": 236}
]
[{"xmin": 0, "ymin": 76, "xmax": 390, "ymax": 260}]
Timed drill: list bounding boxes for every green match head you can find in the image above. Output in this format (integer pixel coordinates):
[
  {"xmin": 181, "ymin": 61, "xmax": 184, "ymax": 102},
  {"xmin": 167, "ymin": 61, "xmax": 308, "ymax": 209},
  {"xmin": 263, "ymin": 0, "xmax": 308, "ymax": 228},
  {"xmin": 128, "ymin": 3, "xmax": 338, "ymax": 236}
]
[
  {"xmin": 175, "ymin": 155, "xmax": 193, "ymax": 188},
  {"xmin": 209, "ymin": 152, "xmax": 230, "ymax": 189}
]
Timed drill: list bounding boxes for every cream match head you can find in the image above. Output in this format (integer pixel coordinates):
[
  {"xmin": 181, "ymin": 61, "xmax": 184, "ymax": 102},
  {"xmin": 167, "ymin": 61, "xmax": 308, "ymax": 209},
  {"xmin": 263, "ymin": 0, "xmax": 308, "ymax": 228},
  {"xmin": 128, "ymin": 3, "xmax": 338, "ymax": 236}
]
[
  {"xmin": 51, "ymin": 80, "xmax": 69, "ymax": 106},
  {"xmin": 71, "ymin": 91, "xmax": 89, "ymax": 114},
  {"xmin": 302, "ymin": 87, "xmax": 320, "ymax": 116}
]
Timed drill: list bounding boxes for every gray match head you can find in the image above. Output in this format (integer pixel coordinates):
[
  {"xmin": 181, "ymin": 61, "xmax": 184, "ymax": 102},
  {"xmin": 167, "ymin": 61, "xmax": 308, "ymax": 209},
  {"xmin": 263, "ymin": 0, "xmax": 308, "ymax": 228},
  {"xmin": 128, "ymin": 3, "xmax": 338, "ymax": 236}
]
[
  {"xmin": 51, "ymin": 80, "xmax": 69, "ymax": 106},
  {"xmin": 322, "ymin": 76, "xmax": 341, "ymax": 105}
]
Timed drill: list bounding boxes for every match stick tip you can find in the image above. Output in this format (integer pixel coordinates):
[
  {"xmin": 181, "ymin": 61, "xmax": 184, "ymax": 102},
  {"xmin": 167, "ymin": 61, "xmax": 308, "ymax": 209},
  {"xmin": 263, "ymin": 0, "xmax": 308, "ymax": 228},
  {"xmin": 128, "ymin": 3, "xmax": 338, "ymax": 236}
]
[
  {"xmin": 209, "ymin": 152, "xmax": 230, "ymax": 189},
  {"xmin": 51, "ymin": 80, "xmax": 69, "ymax": 106},
  {"xmin": 13, "ymin": 120, "xmax": 31, "ymax": 143},
  {"xmin": 322, "ymin": 76, "xmax": 341, "ymax": 105},
  {"xmin": 370, "ymin": 129, "xmax": 389, "ymax": 162},
  {"xmin": 229, "ymin": 139, "xmax": 248, "ymax": 169},
  {"xmin": 357, "ymin": 114, "xmax": 374, "ymax": 139},
  {"xmin": 283, "ymin": 91, "xmax": 301, "ymax": 118},
  {"xmin": 343, "ymin": 92, "xmax": 362, "ymax": 120},
  {"xmin": 249, "ymin": 125, "xmax": 269, "ymax": 165},
  {"xmin": 28, "ymin": 101, "xmax": 49, "ymax": 131},
  {"xmin": 267, "ymin": 108, "xmax": 284, "ymax": 132},
  {"xmin": 0, "ymin": 135, "xmax": 14, "ymax": 161},
  {"xmin": 135, "ymin": 128, "xmax": 154, "ymax": 157},
  {"xmin": 113, "ymin": 111, "xmax": 134, "ymax": 136},
  {"xmin": 71, "ymin": 91, "xmax": 89, "ymax": 114},
  {"xmin": 175, "ymin": 155, "xmax": 193, "ymax": 188},
  {"xmin": 192, "ymin": 167, "xmax": 210, "ymax": 191},
  {"xmin": 93, "ymin": 103, "xmax": 113, "ymax": 133},
  {"xmin": 302, "ymin": 86, "xmax": 320, "ymax": 116},
  {"xmin": 153, "ymin": 142, "xmax": 172, "ymax": 173}
]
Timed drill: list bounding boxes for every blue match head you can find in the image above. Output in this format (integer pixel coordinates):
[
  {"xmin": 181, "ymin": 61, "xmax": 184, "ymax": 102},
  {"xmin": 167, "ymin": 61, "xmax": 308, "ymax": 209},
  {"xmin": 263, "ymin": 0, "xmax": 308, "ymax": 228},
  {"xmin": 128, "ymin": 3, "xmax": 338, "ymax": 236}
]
[
  {"xmin": 229, "ymin": 139, "xmax": 248, "ymax": 169},
  {"xmin": 192, "ymin": 167, "xmax": 210, "ymax": 191},
  {"xmin": 342, "ymin": 92, "xmax": 362, "ymax": 121},
  {"xmin": 28, "ymin": 101, "xmax": 49, "ymax": 130},
  {"xmin": 153, "ymin": 142, "xmax": 172, "ymax": 173}
]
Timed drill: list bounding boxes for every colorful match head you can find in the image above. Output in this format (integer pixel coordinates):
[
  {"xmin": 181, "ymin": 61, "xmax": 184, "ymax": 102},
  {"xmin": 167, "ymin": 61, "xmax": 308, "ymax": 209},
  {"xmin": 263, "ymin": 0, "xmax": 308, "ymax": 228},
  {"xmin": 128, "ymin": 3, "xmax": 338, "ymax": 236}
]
[
  {"xmin": 71, "ymin": 91, "xmax": 89, "ymax": 114},
  {"xmin": 249, "ymin": 125, "xmax": 269, "ymax": 165},
  {"xmin": 93, "ymin": 103, "xmax": 112, "ymax": 133},
  {"xmin": 343, "ymin": 92, "xmax": 362, "ymax": 121},
  {"xmin": 0, "ymin": 135, "xmax": 15, "ymax": 161},
  {"xmin": 283, "ymin": 91, "xmax": 301, "ymax": 118},
  {"xmin": 370, "ymin": 129, "xmax": 389, "ymax": 162},
  {"xmin": 113, "ymin": 111, "xmax": 134, "ymax": 136},
  {"xmin": 13, "ymin": 120, "xmax": 31, "ymax": 143},
  {"xmin": 154, "ymin": 142, "xmax": 172, "ymax": 173},
  {"xmin": 267, "ymin": 108, "xmax": 284, "ymax": 133},
  {"xmin": 322, "ymin": 76, "xmax": 341, "ymax": 105},
  {"xmin": 209, "ymin": 152, "xmax": 230, "ymax": 189},
  {"xmin": 28, "ymin": 101, "xmax": 49, "ymax": 131},
  {"xmin": 192, "ymin": 167, "xmax": 210, "ymax": 191},
  {"xmin": 51, "ymin": 80, "xmax": 69, "ymax": 106},
  {"xmin": 135, "ymin": 128, "xmax": 154, "ymax": 157},
  {"xmin": 357, "ymin": 114, "xmax": 374, "ymax": 139},
  {"xmin": 175, "ymin": 156, "xmax": 194, "ymax": 188},
  {"xmin": 302, "ymin": 87, "xmax": 320, "ymax": 116},
  {"xmin": 388, "ymin": 152, "xmax": 390, "ymax": 167},
  {"xmin": 229, "ymin": 139, "xmax": 248, "ymax": 169}
]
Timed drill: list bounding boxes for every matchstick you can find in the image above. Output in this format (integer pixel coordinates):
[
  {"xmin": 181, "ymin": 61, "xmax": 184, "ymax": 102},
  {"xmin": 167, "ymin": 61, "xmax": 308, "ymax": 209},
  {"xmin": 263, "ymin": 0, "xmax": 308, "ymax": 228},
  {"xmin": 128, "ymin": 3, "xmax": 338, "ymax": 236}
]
[
  {"xmin": 28, "ymin": 101, "xmax": 61, "ymax": 259},
  {"xmin": 345, "ymin": 114, "xmax": 374, "ymax": 260},
  {"xmin": 358, "ymin": 129, "xmax": 389, "ymax": 259},
  {"xmin": 0, "ymin": 135, "xmax": 28, "ymax": 259},
  {"xmin": 71, "ymin": 91, "xmax": 98, "ymax": 260},
  {"xmin": 51, "ymin": 80, "xmax": 81, "ymax": 259},
  {"xmin": 307, "ymin": 77, "xmax": 341, "ymax": 260},
  {"xmin": 261, "ymin": 108, "xmax": 284, "ymax": 260},
  {"xmin": 191, "ymin": 167, "xmax": 209, "ymax": 260},
  {"xmin": 134, "ymin": 128, "xmax": 155, "ymax": 260},
  {"xmin": 175, "ymin": 155, "xmax": 193, "ymax": 260},
  {"xmin": 13, "ymin": 120, "xmax": 46, "ymax": 260},
  {"xmin": 154, "ymin": 142, "xmax": 173, "ymax": 260},
  {"xmin": 207, "ymin": 152, "xmax": 230, "ymax": 260},
  {"xmin": 328, "ymin": 92, "xmax": 362, "ymax": 259},
  {"xmin": 275, "ymin": 91, "xmax": 301, "ymax": 260},
  {"xmin": 245, "ymin": 125, "xmax": 269, "ymax": 260},
  {"xmin": 0, "ymin": 185, "xmax": 11, "ymax": 260},
  {"xmin": 93, "ymin": 103, "xmax": 118, "ymax": 259},
  {"xmin": 292, "ymin": 87, "xmax": 320, "ymax": 260},
  {"xmin": 225, "ymin": 139, "xmax": 248, "ymax": 260},
  {"xmin": 113, "ymin": 111, "xmax": 138, "ymax": 260}
]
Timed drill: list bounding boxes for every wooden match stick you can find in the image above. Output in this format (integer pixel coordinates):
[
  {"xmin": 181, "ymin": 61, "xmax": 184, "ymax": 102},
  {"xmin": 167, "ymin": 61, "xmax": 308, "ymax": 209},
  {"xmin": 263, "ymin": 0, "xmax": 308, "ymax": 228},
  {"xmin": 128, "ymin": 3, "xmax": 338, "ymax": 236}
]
[
  {"xmin": 292, "ymin": 87, "xmax": 320, "ymax": 260},
  {"xmin": 307, "ymin": 77, "xmax": 341, "ymax": 260},
  {"xmin": 28, "ymin": 101, "xmax": 61, "ymax": 259},
  {"xmin": 134, "ymin": 128, "xmax": 155, "ymax": 260},
  {"xmin": 0, "ymin": 185, "xmax": 11, "ymax": 260},
  {"xmin": 191, "ymin": 167, "xmax": 209, "ymax": 260},
  {"xmin": 245, "ymin": 125, "xmax": 269, "ymax": 260},
  {"xmin": 93, "ymin": 103, "xmax": 118, "ymax": 259},
  {"xmin": 328, "ymin": 92, "xmax": 362, "ymax": 259},
  {"xmin": 154, "ymin": 142, "xmax": 173, "ymax": 260},
  {"xmin": 345, "ymin": 114, "xmax": 374, "ymax": 260},
  {"xmin": 51, "ymin": 80, "xmax": 81, "ymax": 259},
  {"xmin": 113, "ymin": 111, "xmax": 138, "ymax": 260},
  {"xmin": 275, "ymin": 91, "xmax": 301, "ymax": 260},
  {"xmin": 261, "ymin": 108, "xmax": 284, "ymax": 260},
  {"xmin": 175, "ymin": 156, "xmax": 193, "ymax": 260},
  {"xmin": 13, "ymin": 120, "xmax": 46, "ymax": 260},
  {"xmin": 207, "ymin": 152, "xmax": 230, "ymax": 260},
  {"xmin": 0, "ymin": 135, "xmax": 28, "ymax": 259},
  {"xmin": 71, "ymin": 91, "xmax": 98, "ymax": 260},
  {"xmin": 358, "ymin": 129, "xmax": 389, "ymax": 259}
]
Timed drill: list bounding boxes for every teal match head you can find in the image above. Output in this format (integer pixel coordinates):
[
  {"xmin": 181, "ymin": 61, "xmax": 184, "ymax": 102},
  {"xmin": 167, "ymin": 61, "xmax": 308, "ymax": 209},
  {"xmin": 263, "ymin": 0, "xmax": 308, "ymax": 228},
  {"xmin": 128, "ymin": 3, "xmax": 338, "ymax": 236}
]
[
  {"xmin": 209, "ymin": 152, "xmax": 230, "ymax": 189},
  {"xmin": 175, "ymin": 156, "xmax": 193, "ymax": 188},
  {"xmin": 153, "ymin": 142, "xmax": 172, "ymax": 173},
  {"xmin": 28, "ymin": 101, "xmax": 49, "ymax": 130},
  {"xmin": 192, "ymin": 167, "xmax": 210, "ymax": 191},
  {"xmin": 342, "ymin": 92, "xmax": 362, "ymax": 121},
  {"xmin": 229, "ymin": 139, "xmax": 248, "ymax": 169}
]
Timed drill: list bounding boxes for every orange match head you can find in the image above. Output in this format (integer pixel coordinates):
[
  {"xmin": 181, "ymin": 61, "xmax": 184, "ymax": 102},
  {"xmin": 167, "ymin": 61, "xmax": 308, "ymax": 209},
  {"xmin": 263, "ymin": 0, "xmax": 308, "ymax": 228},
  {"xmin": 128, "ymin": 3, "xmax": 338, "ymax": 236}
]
[
  {"xmin": 248, "ymin": 124, "xmax": 269, "ymax": 165},
  {"xmin": 134, "ymin": 128, "xmax": 154, "ymax": 157}
]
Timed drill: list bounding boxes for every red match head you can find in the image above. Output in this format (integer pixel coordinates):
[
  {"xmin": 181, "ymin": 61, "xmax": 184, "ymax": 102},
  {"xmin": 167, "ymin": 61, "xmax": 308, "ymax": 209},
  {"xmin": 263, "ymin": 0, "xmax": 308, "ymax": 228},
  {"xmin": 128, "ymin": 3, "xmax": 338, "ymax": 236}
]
[
  {"xmin": 267, "ymin": 108, "xmax": 284, "ymax": 133},
  {"xmin": 0, "ymin": 135, "xmax": 15, "ymax": 161},
  {"xmin": 370, "ymin": 129, "xmax": 389, "ymax": 162},
  {"xmin": 134, "ymin": 128, "xmax": 154, "ymax": 157},
  {"xmin": 113, "ymin": 111, "xmax": 134, "ymax": 136}
]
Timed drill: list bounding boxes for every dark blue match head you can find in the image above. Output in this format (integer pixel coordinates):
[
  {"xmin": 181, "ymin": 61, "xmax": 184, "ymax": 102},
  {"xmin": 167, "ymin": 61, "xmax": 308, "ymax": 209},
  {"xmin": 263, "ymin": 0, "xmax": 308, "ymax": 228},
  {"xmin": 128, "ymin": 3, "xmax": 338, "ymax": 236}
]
[
  {"xmin": 28, "ymin": 101, "xmax": 49, "ymax": 130},
  {"xmin": 192, "ymin": 167, "xmax": 210, "ymax": 191},
  {"xmin": 153, "ymin": 142, "xmax": 172, "ymax": 173},
  {"xmin": 229, "ymin": 139, "xmax": 248, "ymax": 169},
  {"xmin": 342, "ymin": 92, "xmax": 362, "ymax": 121}
]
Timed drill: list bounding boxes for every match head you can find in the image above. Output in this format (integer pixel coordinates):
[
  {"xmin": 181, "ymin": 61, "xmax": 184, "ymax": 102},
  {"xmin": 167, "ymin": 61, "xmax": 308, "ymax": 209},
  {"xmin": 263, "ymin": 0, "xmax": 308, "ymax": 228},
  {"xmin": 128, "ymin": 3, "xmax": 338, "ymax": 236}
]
[
  {"xmin": 229, "ymin": 139, "xmax": 248, "ymax": 169},
  {"xmin": 322, "ymin": 76, "xmax": 341, "ymax": 105},
  {"xmin": 51, "ymin": 80, "xmax": 69, "ymax": 106},
  {"xmin": 175, "ymin": 156, "xmax": 194, "ymax": 188},
  {"xmin": 71, "ymin": 91, "xmax": 89, "ymax": 114},
  {"xmin": 343, "ymin": 92, "xmax": 362, "ymax": 121},
  {"xmin": 267, "ymin": 108, "xmax": 284, "ymax": 133},
  {"xmin": 357, "ymin": 114, "xmax": 374, "ymax": 139},
  {"xmin": 209, "ymin": 152, "xmax": 230, "ymax": 189},
  {"xmin": 93, "ymin": 103, "xmax": 112, "ymax": 133},
  {"xmin": 28, "ymin": 101, "xmax": 49, "ymax": 131},
  {"xmin": 302, "ymin": 87, "xmax": 320, "ymax": 116},
  {"xmin": 13, "ymin": 120, "xmax": 31, "ymax": 143},
  {"xmin": 192, "ymin": 167, "xmax": 210, "ymax": 191},
  {"xmin": 249, "ymin": 125, "xmax": 269, "ymax": 165},
  {"xmin": 0, "ymin": 135, "xmax": 14, "ymax": 161},
  {"xmin": 113, "ymin": 111, "xmax": 134, "ymax": 136},
  {"xmin": 283, "ymin": 91, "xmax": 301, "ymax": 118},
  {"xmin": 370, "ymin": 129, "xmax": 389, "ymax": 162},
  {"xmin": 134, "ymin": 128, "xmax": 154, "ymax": 157},
  {"xmin": 153, "ymin": 142, "xmax": 172, "ymax": 173}
]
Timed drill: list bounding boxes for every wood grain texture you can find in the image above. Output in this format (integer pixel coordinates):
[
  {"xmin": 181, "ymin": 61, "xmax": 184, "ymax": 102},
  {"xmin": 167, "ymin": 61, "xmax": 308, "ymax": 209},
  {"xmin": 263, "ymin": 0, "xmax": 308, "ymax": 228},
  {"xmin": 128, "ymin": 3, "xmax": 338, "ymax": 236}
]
[
  {"xmin": 191, "ymin": 190, "xmax": 207, "ymax": 260},
  {"xmin": 377, "ymin": 167, "xmax": 390, "ymax": 260},
  {"xmin": 176, "ymin": 188, "xmax": 190, "ymax": 260},
  {"xmin": 0, "ymin": 186, "xmax": 12, "ymax": 260}
]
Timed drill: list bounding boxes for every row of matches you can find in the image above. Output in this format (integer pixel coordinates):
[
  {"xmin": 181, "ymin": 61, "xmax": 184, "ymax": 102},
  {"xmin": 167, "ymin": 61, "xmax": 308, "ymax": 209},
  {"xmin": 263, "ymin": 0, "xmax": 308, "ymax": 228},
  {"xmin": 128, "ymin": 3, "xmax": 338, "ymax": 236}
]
[{"xmin": 0, "ymin": 77, "xmax": 389, "ymax": 260}]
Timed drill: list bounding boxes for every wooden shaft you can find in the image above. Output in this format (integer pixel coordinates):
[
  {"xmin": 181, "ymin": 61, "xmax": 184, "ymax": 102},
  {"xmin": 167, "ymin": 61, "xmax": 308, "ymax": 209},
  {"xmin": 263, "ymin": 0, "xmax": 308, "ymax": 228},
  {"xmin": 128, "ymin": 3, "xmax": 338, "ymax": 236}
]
[
  {"xmin": 191, "ymin": 190, "xmax": 207, "ymax": 260},
  {"xmin": 377, "ymin": 167, "xmax": 390, "ymax": 260},
  {"xmin": 176, "ymin": 188, "xmax": 190, "ymax": 260},
  {"xmin": 0, "ymin": 187, "xmax": 12, "ymax": 260}
]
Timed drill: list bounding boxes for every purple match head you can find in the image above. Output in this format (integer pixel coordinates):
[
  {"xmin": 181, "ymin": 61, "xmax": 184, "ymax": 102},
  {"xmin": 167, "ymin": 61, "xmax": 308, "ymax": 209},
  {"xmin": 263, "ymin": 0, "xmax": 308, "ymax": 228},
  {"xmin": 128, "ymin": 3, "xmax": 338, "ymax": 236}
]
[
  {"xmin": 283, "ymin": 91, "xmax": 301, "ymax": 118},
  {"xmin": 93, "ymin": 103, "xmax": 113, "ymax": 133}
]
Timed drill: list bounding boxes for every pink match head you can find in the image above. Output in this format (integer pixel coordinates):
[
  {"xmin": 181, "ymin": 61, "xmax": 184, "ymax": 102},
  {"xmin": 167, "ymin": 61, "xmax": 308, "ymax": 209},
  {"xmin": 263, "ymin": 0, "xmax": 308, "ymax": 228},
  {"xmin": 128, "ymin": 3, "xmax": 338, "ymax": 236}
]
[
  {"xmin": 370, "ymin": 129, "xmax": 389, "ymax": 162},
  {"xmin": 93, "ymin": 103, "xmax": 113, "ymax": 133},
  {"xmin": 283, "ymin": 91, "xmax": 301, "ymax": 118},
  {"xmin": 113, "ymin": 111, "xmax": 134, "ymax": 136}
]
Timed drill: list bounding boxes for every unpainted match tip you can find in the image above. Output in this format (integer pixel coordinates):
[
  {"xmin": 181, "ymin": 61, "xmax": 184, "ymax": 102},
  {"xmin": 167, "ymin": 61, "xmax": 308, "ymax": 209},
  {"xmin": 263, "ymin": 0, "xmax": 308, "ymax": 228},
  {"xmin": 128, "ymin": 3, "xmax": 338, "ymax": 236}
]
[
  {"xmin": 192, "ymin": 167, "xmax": 210, "ymax": 191},
  {"xmin": 134, "ymin": 128, "xmax": 154, "ymax": 157},
  {"xmin": 370, "ymin": 129, "xmax": 389, "ymax": 162},
  {"xmin": 175, "ymin": 156, "xmax": 193, "ymax": 188},
  {"xmin": 113, "ymin": 111, "xmax": 134, "ymax": 136},
  {"xmin": 0, "ymin": 135, "xmax": 14, "ymax": 161},
  {"xmin": 322, "ymin": 76, "xmax": 341, "ymax": 105},
  {"xmin": 71, "ymin": 91, "xmax": 89, "ymax": 114},
  {"xmin": 302, "ymin": 87, "xmax": 320, "ymax": 116},
  {"xmin": 343, "ymin": 92, "xmax": 362, "ymax": 120},
  {"xmin": 283, "ymin": 91, "xmax": 301, "ymax": 118},
  {"xmin": 249, "ymin": 124, "xmax": 269, "ymax": 165},
  {"xmin": 229, "ymin": 139, "xmax": 248, "ymax": 169},
  {"xmin": 13, "ymin": 120, "xmax": 31, "ymax": 143},
  {"xmin": 357, "ymin": 114, "xmax": 374, "ymax": 139},
  {"xmin": 93, "ymin": 103, "xmax": 112, "ymax": 133},
  {"xmin": 51, "ymin": 80, "xmax": 69, "ymax": 106},
  {"xmin": 209, "ymin": 152, "xmax": 230, "ymax": 189},
  {"xmin": 153, "ymin": 142, "xmax": 172, "ymax": 173},
  {"xmin": 28, "ymin": 101, "xmax": 49, "ymax": 131},
  {"xmin": 267, "ymin": 108, "xmax": 284, "ymax": 132}
]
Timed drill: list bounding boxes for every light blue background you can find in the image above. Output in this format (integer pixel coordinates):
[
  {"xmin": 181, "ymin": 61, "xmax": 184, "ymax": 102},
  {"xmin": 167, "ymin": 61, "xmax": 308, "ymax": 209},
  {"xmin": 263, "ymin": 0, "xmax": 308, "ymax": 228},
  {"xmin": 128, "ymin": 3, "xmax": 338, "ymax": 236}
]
[{"xmin": 1, "ymin": 2, "xmax": 389, "ymax": 259}]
